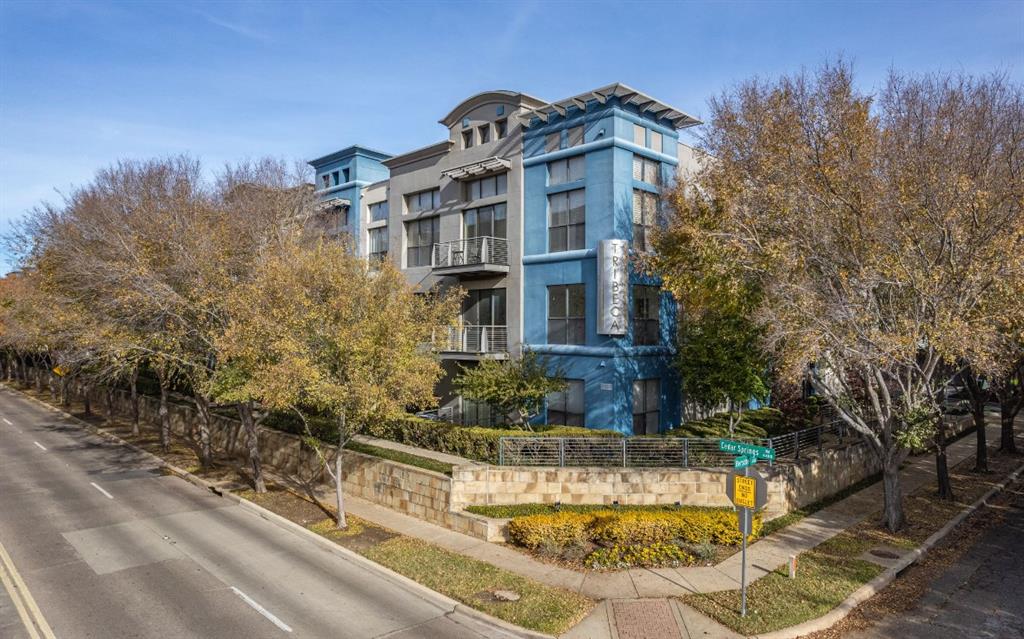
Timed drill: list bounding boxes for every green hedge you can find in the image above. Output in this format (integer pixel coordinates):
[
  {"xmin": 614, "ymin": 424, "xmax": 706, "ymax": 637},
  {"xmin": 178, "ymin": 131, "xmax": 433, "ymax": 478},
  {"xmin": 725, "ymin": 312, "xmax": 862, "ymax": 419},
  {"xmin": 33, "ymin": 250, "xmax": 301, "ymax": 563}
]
[
  {"xmin": 365, "ymin": 419, "xmax": 622, "ymax": 464},
  {"xmin": 664, "ymin": 407, "xmax": 797, "ymax": 440},
  {"xmin": 263, "ymin": 411, "xmax": 621, "ymax": 464}
]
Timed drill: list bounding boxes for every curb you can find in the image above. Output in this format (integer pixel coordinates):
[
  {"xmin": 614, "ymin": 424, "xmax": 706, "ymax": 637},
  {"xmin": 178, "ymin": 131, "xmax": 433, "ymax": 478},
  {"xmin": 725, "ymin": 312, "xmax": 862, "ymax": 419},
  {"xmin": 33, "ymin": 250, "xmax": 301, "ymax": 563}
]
[
  {"xmin": 753, "ymin": 455, "xmax": 1024, "ymax": 639},
  {"xmin": 1, "ymin": 385, "xmax": 555, "ymax": 639}
]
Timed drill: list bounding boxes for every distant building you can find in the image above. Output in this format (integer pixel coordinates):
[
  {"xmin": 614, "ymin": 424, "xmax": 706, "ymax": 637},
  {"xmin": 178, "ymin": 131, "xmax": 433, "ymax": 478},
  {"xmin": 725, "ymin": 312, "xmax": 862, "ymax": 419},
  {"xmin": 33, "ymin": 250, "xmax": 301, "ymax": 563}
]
[{"xmin": 309, "ymin": 84, "xmax": 701, "ymax": 434}]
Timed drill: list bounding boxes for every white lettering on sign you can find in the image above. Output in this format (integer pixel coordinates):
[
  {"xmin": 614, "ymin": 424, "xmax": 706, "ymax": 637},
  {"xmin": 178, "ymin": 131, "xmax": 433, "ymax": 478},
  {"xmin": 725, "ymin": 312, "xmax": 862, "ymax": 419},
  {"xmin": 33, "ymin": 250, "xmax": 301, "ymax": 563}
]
[{"xmin": 597, "ymin": 239, "xmax": 629, "ymax": 335}]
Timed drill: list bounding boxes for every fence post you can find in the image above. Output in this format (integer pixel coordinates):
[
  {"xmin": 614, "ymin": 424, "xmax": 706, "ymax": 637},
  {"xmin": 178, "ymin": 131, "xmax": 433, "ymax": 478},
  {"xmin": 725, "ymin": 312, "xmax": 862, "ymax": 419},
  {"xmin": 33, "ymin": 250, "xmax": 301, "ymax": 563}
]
[
  {"xmin": 793, "ymin": 431, "xmax": 800, "ymax": 461},
  {"xmin": 499, "ymin": 437, "xmax": 504, "ymax": 466},
  {"xmin": 767, "ymin": 437, "xmax": 774, "ymax": 467},
  {"xmin": 621, "ymin": 439, "xmax": 627, "ymax": 467},
  {"xmin": 559, "ymin": 438, "xmax": 566, "ymax": 467},
  {"xmin": 683, "ymin": 438, "xmax": 689, "ymax": 468}
]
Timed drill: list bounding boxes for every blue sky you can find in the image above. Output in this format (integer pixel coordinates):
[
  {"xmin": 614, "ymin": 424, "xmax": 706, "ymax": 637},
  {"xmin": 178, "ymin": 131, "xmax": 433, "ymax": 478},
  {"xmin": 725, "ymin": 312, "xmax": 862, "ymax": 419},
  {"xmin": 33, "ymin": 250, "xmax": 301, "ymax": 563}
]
[{"xmin": 1, "ymin": 0, "xmax": 1022, "ymax": 270}]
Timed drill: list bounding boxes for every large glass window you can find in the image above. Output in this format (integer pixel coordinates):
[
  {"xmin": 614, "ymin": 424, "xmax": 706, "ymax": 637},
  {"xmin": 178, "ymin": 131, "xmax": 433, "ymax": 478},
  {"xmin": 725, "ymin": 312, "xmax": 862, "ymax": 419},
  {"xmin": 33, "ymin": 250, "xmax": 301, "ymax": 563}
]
[
  {"xmin": 545, "ymin": 132, "xmax": 561, "ymax": 153},
  {"xmin": 632, "ymin": 378, "xmax": 661, "ymax": 435},
  {"xmin": 461, "ymin": 398, "xmax": 504, "ymax": 427},
  {"xmin": 548, "ymin": 156, "xmax": 585, "ymax": 185},
  {"xmin": 548, "ymin": 284, "xmax": 585, "ymax": 345},
  {"xmin": 633, "ymin": 285, "xmax": 660, "ymax": 345},
  {"xmin": 405, "ymin": 216, "xmax": 438, "ymax": 267},
  {"xmin": 567, "ymin": 125, "xmax": 584, "ymax": 147},
  {"xmin": 634, "ymin": 124, "xmax": 646, "ymax": 147},
  {"xmin": 632, "ymin": 155, "xmax": 661, "ymax": 185},
  {"xmin": 406, "ymin": 188, "xmax": 440, "ymax": 213},
  {"xmin": 548, "ymin": 189, "xmax": 586, "ymax": 252},
  {"xmin": 463, "ymin": 288, "xmax": 507, "ymax": 326},
  {"xmin": 369, "ymin": 201, "xmax": 389, "ymax": 222},
  {"xmin": 632, "ymin": 189, "xmax": 659, "ymax": 252},
  {"xmin": 465, "ymin": 173, "xmax": 508, "ymax": 201},
  {"xmin": 548, "ymin": 379, "xmax": 585, "ymax": 427},
  {"xmin": 368, "ymin": 227, "xmax": 388, "ymax": 262},
  {"xmin": 464, "ymin": 203, "xmax": 507, "ymax": 239}
]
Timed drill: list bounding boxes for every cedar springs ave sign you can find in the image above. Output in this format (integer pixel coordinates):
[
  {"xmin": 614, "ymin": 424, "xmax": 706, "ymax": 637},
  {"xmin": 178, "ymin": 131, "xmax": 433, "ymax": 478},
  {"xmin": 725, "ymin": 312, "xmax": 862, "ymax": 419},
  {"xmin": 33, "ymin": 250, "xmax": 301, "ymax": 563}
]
[{"xmin": 597, "ymin": 239, "xmax": 629, "ymax": 335}]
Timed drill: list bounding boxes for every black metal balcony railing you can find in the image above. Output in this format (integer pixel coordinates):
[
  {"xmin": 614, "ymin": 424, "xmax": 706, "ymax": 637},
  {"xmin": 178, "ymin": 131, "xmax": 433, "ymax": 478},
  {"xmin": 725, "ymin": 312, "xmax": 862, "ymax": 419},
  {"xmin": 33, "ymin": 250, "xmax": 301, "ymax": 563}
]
[
  {"xmin": 432, "ymin": 236, "xmax": 509, "ymax": 269},
  {"xmin": 437, "ymin": 324, "xmax": 509, "ymax": 354}
]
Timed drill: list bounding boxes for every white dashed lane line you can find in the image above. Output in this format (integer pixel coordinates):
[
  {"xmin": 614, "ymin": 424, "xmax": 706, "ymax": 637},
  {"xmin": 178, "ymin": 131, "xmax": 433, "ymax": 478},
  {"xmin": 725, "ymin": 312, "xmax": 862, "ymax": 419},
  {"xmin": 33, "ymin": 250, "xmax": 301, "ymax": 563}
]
[
  {"xmin": 231, "ymin": 587, "xmax": 293, "ymax": 633},
  {"xmin": 33, "ymin": 442, "xmax": 47, "ymax": 451},
  {"xmin": 89, "ymin": 482, "xmax": 114, "ymax": 500},
  {"xmin": 2, "ymin": 417, "xmax": 12, "ymax": 426}
]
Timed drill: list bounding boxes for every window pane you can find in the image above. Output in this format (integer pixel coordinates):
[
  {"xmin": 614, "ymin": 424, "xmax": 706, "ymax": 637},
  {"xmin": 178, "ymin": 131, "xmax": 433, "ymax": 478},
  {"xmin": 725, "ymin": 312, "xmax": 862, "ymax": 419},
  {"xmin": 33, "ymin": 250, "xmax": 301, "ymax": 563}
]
[
  {"xmin": 548, "ymin": 320, "xmax": 566, "ymax": 344},
  {"xmin": 566, "ymin": 380, "xmax": 584, "ymax": 414},
  {"xmin": 568, "ymin": 155, "xmax": 585, "ymax": 181},
  {"xmin": 493, "ymin": 289, "xmax": 507, "ymax": 324},
  {"xmin": 465, "ymin": 210, "xmax": 478, "ymax": 238},
  {"xmin": 479, "ymin": 125, "xmax": 490, "ymax": 144},
  {"xmin": 549, "ymin": 160, "xmax": 567, "ymax": 185},
  {"xmin": 632, "ymin": 381, "xmax": 644, "ymax": 414},
  {"xmin": 633, "ymin": 155, "xmax": 643, "ymax": 181},
  {"xmin": 634, "ymin": 124, "xmax": 645, "ymax": 147},
  {"xmin": 646, "ymin": 379, "xmax": 660, "ymax": 408},
  {"xmin": 433, "ymin": 189, "xmax": 441, "ymax": 209},
  {"xmin": 568, "ymin": 319, "xmax": 585, "ymax": 344},
  {"xmin": 569, "ymin": 223, "xmax": 585, "ymax": 250},
  {"xmin": 546, "ymin": 132, "xmax": 560, "ymax": 153},
  {"xmin": 548, "ymin": 286, "xmax": 565, "ymax": 318},
  {"xmin": 493, "ymin": 205, "xmax": 507, "ymax": 238},
  {"xmin": 497, "ymin": 173, "xmax": 507, "ymax": 194},
  {"xmin": 568, "ymin": 126, "xmax": 584, "ymax": 147},
  {"xmin": 568, "ymin": 285, "xmax": 585, "ymax": 317},
  {"xmin": 633, "ymin": 189, "xmax": 644, "ymax": 224},
  {"xmin": 650, "ymin": 130, "xmax": 662, "ymax": 152}
]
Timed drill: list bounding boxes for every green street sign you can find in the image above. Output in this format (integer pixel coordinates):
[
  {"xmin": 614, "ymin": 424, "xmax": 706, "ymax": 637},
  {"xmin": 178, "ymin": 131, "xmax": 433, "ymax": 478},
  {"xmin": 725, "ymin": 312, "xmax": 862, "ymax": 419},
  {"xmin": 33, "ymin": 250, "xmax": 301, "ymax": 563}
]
[
  {"xmin": 733, "ymin": 454, "xmax": 757, "ymax": 469},
  {"xmin": 719, "ymin": 439, "xmax": 776, "ymax": 461}
]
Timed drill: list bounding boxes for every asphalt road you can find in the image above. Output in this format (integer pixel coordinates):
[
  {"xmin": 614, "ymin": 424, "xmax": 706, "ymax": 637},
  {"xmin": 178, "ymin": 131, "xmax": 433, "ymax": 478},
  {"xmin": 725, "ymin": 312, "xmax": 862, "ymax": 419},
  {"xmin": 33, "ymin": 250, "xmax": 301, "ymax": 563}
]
[
  {"xmin": 849, "ymin": 479, "xmax": 1024, "ymax": 639},
  {"xmin": 0, "ymin": 386, "xmax": 522, "ymax": 639}
]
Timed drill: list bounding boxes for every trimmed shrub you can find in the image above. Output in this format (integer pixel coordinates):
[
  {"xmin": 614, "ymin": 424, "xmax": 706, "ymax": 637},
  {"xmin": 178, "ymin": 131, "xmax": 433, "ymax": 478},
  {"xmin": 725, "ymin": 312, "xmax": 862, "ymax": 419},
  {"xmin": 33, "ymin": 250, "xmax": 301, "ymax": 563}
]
[
  {"xmin": 586, "ymin": 542, "xmax": 694, "ymax": 569},
  {"xmin": 664, "ymin": 407, "xmax": 792, "ymax": 440},
  {"xmin": 508, "ymin": 507, "xmax": 761, "ymax": 551},
  {"xmin": 506, "ymin": 512, "xmax": 594, "ymax": 550},
  {"xmin": 364, "ymin": 418, "xmax": 621, "ymax": 464}
]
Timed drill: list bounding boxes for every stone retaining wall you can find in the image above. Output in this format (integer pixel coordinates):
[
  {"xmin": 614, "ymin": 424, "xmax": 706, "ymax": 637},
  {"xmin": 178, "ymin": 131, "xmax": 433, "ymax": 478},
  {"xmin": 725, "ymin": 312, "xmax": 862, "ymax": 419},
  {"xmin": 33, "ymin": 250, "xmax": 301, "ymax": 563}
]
[{"xmin": 51, "ymin": 376, "xmax": 970, "ymax": 542}]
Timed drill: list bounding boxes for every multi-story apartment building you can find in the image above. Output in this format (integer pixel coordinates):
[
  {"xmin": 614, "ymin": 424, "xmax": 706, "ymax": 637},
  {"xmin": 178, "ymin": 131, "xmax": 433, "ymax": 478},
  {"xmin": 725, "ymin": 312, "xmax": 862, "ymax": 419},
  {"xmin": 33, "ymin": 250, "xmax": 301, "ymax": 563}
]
[{"xmin": 308, "ymin": 84, "xmax": 700, "ymax": 434}]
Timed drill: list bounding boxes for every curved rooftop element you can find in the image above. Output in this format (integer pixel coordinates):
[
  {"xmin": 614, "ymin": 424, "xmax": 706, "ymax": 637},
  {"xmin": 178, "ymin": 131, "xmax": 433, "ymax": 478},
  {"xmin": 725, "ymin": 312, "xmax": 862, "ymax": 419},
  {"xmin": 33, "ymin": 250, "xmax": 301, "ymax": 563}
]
[
  {"xmin": 439, "ymin": 90, "xmax": 547, "ymax": 127},
  {"xmin": 521, "ymin": 83, "xmax": 702, "ymax": 130}
]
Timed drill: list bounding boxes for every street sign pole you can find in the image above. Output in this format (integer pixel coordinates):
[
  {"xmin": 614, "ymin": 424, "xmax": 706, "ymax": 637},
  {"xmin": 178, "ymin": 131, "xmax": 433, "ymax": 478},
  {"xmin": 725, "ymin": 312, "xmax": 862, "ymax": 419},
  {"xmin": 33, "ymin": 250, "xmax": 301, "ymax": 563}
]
[{"xmin": 740, "ymin": 465, "xmax": 748, "ymax": 618}]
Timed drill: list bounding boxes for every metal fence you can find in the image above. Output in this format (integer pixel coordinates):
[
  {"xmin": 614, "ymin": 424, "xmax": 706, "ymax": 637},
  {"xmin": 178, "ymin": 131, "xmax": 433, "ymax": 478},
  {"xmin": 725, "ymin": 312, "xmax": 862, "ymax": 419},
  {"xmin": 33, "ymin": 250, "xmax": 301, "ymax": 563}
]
[{"xmin": 498, "ymin": 419, "xmax": 859, "ymax": 468}]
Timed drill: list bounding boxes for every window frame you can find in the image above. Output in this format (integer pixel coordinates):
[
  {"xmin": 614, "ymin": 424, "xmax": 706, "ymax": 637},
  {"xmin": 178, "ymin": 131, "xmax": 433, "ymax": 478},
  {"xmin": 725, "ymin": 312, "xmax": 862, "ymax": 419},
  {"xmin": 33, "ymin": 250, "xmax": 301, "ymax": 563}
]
[
  {"xmin": 545, "ymin": 132, "xmax": 561, "ymax": 153},
  {"xmin": 567, "ymin": 125, "xmax": 584, "ymax": 147},
  {"xmin": 632, "ymin": 284, "xmax": 660, "ymax": 345},
  {"xmin": 478, "ymin": 124, "xmax": 490, "ymax": 144},
  {"xmin": 547, "ymin": 284, "xmax": 586, "ymax": 345},
  {"xmin": 368, "ymin": 226, "xmax": 388, "ymax": 262},
  {"xmin": 405, "ymin": 216, "xmax": 439, "ymax": 268},
  {"xmin": 633, "ymin": 124, "xmax": 646, "ymax": 147},
  {"xmin": 464, "ymin": 202, "xmax": 507, "ymax": 239},
  {"xmin": 406, "ymin": 188, "xmax": 441, "ymax": 213},
  {"xmin": 462, "ymin": 129, "xmax": 474, "ymax": 149},
  {"xmin": 547, "ymin": 155, "xmax": 585, "ymax": 185},
  {"xmin": 495, "ymin": 119, "xmax": 508, "ymax": 139},
  {"xmin": 632, "ymin": 154, "xmax": 661, "ymax": 185},
  {"xmin": 632, "ymin": 188, "xmax": 659, "ymax": 252},
  {"xmin": 547, "ymin": 379, "xmax": 585, "ymax": 427},
  {"xmin": 465, "ymin": 173, "xmax": 508, "ymax": 201},
  {"xmin": 548, "ymin": 188, "xmax": 586, "ymax": 252},
  {"xmin": 632, "ymin": 378, "xmax": 661, "ymax": 435}
]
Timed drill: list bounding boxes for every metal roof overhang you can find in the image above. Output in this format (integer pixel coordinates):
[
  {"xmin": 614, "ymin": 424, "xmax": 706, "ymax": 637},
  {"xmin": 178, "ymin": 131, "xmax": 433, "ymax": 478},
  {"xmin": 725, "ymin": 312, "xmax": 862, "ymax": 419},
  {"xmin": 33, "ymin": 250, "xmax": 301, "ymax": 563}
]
[
  {"xmin": 441, "ymin": 157, "xmax": 511, "ymax": 180},
  {"xmin": 520, "ymin": 83, "xmax": 702, "ymax": 130}
]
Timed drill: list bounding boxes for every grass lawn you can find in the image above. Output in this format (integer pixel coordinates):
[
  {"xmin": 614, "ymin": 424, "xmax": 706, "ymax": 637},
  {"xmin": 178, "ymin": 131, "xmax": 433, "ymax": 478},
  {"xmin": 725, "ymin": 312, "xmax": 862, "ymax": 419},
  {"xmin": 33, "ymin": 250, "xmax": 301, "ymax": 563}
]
[
  {"xmin": 684, "ymin": 552, "xmax": 883, "ymax": 635},
  {"xmin": 681, "ymin": 446, "xmax": 1024, "ymax": 635},
  {"xmin": 344, "ymin": 440, "xmax": 454, "ymax": 476},
  {"xmin": 244, "ymin": 489, "xmax": 593, "ymax": 636},
  {"xmin": 363, "ymin": 536, "xmax": 592, "ymax": 635}
]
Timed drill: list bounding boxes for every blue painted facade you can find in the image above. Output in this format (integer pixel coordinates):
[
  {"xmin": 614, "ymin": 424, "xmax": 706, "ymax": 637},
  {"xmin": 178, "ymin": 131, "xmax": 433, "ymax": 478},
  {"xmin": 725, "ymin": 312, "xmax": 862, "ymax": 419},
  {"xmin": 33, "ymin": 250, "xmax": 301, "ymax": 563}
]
[
  {"xmin": 522, "ymin": 97, "xmax": 682, "ymax": 434},
  {"xmin": 309, "ymin": 145, "xmax": 391, "ymax": 253}
]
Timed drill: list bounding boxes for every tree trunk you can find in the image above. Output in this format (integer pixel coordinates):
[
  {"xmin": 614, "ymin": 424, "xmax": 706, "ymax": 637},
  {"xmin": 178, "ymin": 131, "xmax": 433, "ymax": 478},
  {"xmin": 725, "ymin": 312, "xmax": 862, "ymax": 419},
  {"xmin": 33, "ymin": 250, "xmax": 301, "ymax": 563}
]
[
  {"xmin": 158, "ymin": 379, "xmax": 170, "ymax": 452},
  {"xmin": 105, "ymin": 388, "xmax": 115, "ymax": 425},
  {"xmin": 33, "ymin": 359, "xmax": 43, "ymax": 392},
  {"xmin": 237, "ymin": 401, "xmax": 266, "ymax": 493},
  {"xmin": 82, "ymin": 383, "xmax": 92, "ymax": 417},
  {"xmin": 934, "ymin": 417, "xmax": 954, "ymax": 500},
  {"xmin": 882, "ymin": 457, "xmax": 905, "ymax": 532},
  {"xmin": 336, "ymin": 412, "xmax": 347, "ymax": 529},
  {"xmin": 963, "ymin": 368, "xmax": 988, "ymax": 472},
  {"xmin": 130, "ymin": 369, "xmax": 140, "ymax": 437},
  {"xmin": 60, "ymin": 376, "xmax": 70, "ymax": 407},
  {"xmin": 17, "ymin": 355, "xmax": 27, "ymax": 385},
  {"xmin": 193, "ymin": 395, "xmax": 213, "ymax": 469}
]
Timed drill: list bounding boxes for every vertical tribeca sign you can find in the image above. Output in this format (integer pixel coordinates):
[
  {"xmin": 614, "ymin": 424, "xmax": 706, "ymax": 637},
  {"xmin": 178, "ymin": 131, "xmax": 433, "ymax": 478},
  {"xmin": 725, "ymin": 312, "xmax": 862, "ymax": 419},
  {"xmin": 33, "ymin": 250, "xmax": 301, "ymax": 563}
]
[{"xmin": 597, "ymin": 239, "xmax": 629, "ymax": 335}]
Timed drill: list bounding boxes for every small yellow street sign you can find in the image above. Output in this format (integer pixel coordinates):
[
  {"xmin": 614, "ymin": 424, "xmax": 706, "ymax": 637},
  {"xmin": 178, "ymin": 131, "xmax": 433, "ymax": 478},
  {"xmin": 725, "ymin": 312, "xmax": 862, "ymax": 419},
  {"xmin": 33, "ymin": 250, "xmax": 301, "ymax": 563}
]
[
  {"xmin": 733, "ymin": 475, "xmax": 756, "ymax": 509},
  {"xmin": 53, "ymin": 366, "xmax": 66, "ymax": 377}
]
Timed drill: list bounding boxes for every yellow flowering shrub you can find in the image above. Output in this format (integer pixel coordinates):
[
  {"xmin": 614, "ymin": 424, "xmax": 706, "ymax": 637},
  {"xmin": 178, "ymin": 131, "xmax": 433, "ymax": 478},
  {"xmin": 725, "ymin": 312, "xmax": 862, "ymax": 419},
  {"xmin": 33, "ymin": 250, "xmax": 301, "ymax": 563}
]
[
  {"xmin": 586, "ymin": 542, "xmax": 694, "ymax": 569},
  {"xmin": 506, "ymin": 512, "xmax": 594, "ymax": 549},
  {"xmin": 508, "ymin": 507, "xmax": 761, "ymax": 550}
]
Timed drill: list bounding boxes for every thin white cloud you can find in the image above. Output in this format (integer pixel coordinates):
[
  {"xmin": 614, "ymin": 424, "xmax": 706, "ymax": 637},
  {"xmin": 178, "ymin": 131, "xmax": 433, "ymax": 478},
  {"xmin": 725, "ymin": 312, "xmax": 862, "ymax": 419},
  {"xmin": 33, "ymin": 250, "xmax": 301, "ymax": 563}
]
[{"xmin": 193, "ymin": 8, "xmax": 273, "ymax": 44}]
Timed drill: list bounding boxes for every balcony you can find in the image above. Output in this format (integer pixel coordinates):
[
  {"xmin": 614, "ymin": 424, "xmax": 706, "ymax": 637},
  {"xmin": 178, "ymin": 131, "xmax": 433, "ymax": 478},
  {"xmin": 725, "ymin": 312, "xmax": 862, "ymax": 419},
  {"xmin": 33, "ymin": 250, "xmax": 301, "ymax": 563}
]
[
  {"xmin": 437, "ymin": 325, "xmax": 509, "ymax": 359},
  {"xmin": 432, "ymin": 236, "xmax": 509, "ymax": 277}
]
